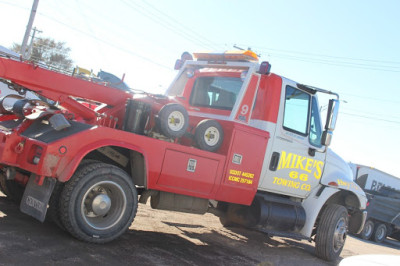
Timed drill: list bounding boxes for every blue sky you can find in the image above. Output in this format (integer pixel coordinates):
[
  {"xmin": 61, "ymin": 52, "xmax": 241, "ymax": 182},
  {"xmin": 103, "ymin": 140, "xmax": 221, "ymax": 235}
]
[{"xmin": 0, "ymin": 0, "xmax": 399, "ymax": 177}]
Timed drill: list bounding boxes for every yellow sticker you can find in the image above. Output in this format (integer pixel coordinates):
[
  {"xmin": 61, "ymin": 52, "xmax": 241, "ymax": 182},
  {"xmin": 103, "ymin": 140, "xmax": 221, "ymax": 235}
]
[
  {"xmin": 228, "ymin": 169, "xmax": 254, "ymax": 185},
  {"xmin": 278, "ymin": 151, "xmax": 324, "ymax": 179}
]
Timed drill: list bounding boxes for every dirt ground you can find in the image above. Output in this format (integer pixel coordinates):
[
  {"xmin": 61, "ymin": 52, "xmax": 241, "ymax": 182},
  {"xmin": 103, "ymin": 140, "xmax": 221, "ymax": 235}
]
[{"xmin": 0, "ymin": 192, "xmax": 399, "ymax": 266}]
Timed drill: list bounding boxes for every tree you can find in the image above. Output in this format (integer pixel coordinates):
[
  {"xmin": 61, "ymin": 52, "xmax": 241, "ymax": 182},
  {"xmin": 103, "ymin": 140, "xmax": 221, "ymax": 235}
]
[{"xmin": 12, "ymin": 37, "xmax": 74, "ymax": 73}]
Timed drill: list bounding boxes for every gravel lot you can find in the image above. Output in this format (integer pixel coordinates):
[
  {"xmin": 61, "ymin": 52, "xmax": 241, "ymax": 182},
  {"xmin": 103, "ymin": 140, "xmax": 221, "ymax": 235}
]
[{"xmin": 1, "ymin": 192, "xmax": 399, "ymax": 266}]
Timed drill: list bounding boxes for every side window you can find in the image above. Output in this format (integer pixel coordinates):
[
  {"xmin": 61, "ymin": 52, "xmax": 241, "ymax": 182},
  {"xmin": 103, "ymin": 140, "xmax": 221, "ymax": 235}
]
[
  {"xmin": 189, "ymin": 77, "xmax": 242, "ymax": 110},
  {"xmin": 283, "ymin": 86, "xmax": 310, "ymax": 136},
  {"xmin": 309, "ymin": 96, "xmax": 323, "ymax": 147}
]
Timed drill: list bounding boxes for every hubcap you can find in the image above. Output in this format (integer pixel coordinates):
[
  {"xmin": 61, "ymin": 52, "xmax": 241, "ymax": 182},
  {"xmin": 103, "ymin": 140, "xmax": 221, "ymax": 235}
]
[
  {"xmin": 333, "ymin": 217, "xmax": 347, "ymax": 252},
  {"xmin": 364, "ymin": 222, "xmax": 372, "ymax": 237},
  {"xmin": 92, "ymin": 194, "xmax": 111, "ymax": 216},
  {"xmin": 81, "ymin": 181, "xmax": 127, "ymax": 230},
  {"xmin": 168, "ymin": 111, "xmax": 185, "ymax": 131},
  {"xmin": 376, "ymin": 226, "xmax": 385, "ymax": 240},
  {"xmin": 203, "ymin": 126, "xmax": 219, "ymax": 146}
]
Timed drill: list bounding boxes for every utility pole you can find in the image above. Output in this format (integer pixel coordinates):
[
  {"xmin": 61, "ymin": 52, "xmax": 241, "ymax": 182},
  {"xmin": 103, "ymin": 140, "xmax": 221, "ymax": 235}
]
[
  {"xmin": 26, "ymin": 27, "xmax": 42, "ymax": 59},
  {"xmin": 21, "ymin": 0, "xmax": 40, "ymax": 59}
]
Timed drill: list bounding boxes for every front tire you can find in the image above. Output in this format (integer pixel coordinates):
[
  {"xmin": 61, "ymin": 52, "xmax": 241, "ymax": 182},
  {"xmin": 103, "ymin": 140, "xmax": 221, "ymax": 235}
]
[
  {"xmin": 373, "ymin": 223, "xmax": 387, "ymax": 243},
  {"xmin": 360, "ymin": 220, "xmax": 374, "ymax": 240},
  {"xmin": 60, "ymin": 163, "xmax": 138, "ymax": 243},
  {"xmin": 315, "ymin": 204, "xmax": 348, "ymax": 261}
]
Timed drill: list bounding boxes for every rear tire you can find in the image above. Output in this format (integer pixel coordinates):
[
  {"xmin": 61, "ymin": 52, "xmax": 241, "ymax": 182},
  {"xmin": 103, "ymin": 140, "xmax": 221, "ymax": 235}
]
[
  {"xmin": 60, "ymin": 163, "xmax": 138, "ymax": 243},
  {"xmin": 360, "ymin": 220, "xmax": 374, "ymax": 240},
  {"xmin": 373, "ymin": 223, "xmax": 387, "ymax": 243},
  {"xmin": 47, "ymin": 160, "xmax": 100, "ymax": 230},
  {"xmin": 315, "ymin": 204, "xmax": 348, "ymax": 261}
]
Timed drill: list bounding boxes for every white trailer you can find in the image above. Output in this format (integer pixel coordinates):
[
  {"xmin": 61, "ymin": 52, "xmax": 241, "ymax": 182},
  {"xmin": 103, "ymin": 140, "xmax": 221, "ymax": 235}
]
[
  {"xmin": 349, "ymin": 163, "xmax": 400, "ymax": 242},
  {"xmin": 349, "ymin": 163, "xmax": 400, "ymax": 192}
]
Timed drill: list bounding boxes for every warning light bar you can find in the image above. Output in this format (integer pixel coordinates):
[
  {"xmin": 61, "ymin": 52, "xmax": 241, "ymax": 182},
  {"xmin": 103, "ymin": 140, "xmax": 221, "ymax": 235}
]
[{"xmin": 193, "ymin": 50, "xmax": 259, "ymax": 62}]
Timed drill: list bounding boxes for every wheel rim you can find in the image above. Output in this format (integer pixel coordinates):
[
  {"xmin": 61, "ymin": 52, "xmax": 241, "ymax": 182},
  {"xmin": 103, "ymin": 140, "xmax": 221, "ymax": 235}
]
[
  {"xmin": 81, "ymin": 181, "xmax": 127, "ymax": 230},
  {"xmin": 203, "ymin": 126, "xmax": 220, "ymax": 146},
  {"xmin": 376, "ymin": 226, "xmax": 385, "ymax": 240},
  {"xmin": 167, "ymin": 111, "xmax": 185, "ymax": 131},
  {"xmin": 364, "ymin": 222, "xmax": 373, "ymax": 237},
  {"xmin": 333, "ymin": 216, "xmax": 347, "ymax": 252}
]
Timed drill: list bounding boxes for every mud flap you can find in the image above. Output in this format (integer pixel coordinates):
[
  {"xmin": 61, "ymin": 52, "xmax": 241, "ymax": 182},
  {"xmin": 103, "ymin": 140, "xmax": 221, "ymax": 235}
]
[{"xmin": 20, "ymin": 175, "xmax": 56, "ymax": 222}]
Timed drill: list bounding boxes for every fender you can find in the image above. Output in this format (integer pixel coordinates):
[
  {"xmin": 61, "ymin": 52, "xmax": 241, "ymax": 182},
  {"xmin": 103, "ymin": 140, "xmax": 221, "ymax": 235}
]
[
  {"xmin": 321, "ymin": 149, "xmax": 367, "ymax": 208},
  {"xmin": 56, "ymin": 139, "xmax": 148, "ymax": 183},
  {"xmin": 298, "ymin": 150, "xmax": 367, "ymax": 238},
  {"xmin": 300, "ymin": 184, "xmax": 367, "ymax": 237},
  {"xmin": 300, "ymin": 185, "xmax": 340, "ymax": 237}
]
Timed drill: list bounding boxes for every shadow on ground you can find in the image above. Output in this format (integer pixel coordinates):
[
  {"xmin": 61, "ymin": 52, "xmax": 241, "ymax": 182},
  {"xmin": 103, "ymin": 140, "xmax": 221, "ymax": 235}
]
[{"xmin": 4, "ymin": 196, "xmax": 396, "ymax": 265}]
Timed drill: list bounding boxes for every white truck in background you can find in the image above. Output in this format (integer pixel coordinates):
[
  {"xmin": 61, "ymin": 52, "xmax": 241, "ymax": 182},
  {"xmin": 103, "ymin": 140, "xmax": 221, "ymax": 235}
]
[
  {"xmin": 349, "ymin": 163, "xmax": 400, "ymax": 192},
  {"xmin": 349, "ymin": 163, "xmax": 400, "ymax": 242}
]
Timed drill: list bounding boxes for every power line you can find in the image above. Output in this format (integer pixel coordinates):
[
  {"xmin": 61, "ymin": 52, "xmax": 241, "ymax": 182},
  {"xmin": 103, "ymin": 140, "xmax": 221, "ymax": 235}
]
[
  {"xmin": 340, "ymin": 112, "xmax": 400, "ymax": 125},
  {"xmin": 0, "ymin": 0, "xmax": 28, "ymax": 11},
  {"xmin": 49, "ymin": 0, "xmax": 167, "ymax": 57},
  {"xmin": 139, "ymin": 0, "xmax": 219, "ymax": 49},
  {"xmin": 267, "ymin": 53, "xmax": 400, "ymax": 73},
  {"xmin": 232, "ymin": 43, "xmax": 400, "ymax": 73},
  {"xmin": 38, "ymin": 12, "xmax": 172, "ymax": 70},
  {"xmin": 1, "ymin": 0, "xmax": 173, "ymax": 70},
  {"xmin": 340, "ymin": 92, "xmax": 400, "ymax": 105},
  {"xmin": 240, "ymin": 44, "xmax": 400, "ymax": 66},
  {"xmin": 119, "ymin": 0, "xmax": 220, "ymax": 51},
  {"xmin": 343, "ymin": 106, "xmax": 400, "ymax": 120}
]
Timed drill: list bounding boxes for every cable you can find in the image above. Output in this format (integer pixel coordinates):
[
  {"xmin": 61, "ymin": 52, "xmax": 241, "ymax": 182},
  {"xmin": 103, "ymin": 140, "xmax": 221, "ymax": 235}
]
[
  {"xmin": 339, "ymin": 92, "xmax": 400, "ymax": 105},
  {"xmin": 340, "ymin": 112, "xmax": 400, "ymax": 125},
  {"xmin": 119, "ymin": 0, "xmax": 220, "ymax": 51},
  {"xmin": 37, "ymin": 12, "xmax": 172, "ymax": 70},
  {"xmin": 268, "ymin": 53, "xmax": 400, "ymax": 73},
  {"xmin": 231, "ymin": 43, "xmax": 400, "ymax": 73},
  {"xmin": 0, "ymin": 0, "xmax": 28, "ymax": 10},
  {"xmin": 139, "ymin": 0, "xmax": 219, "ymax": 49},
  {"xmin": 342, "ymin": 107, "xmax": 400, "ymax": 120},
  {"xmin": 238, "ymin": 44, "xmax": 400, "ymax": 66}
]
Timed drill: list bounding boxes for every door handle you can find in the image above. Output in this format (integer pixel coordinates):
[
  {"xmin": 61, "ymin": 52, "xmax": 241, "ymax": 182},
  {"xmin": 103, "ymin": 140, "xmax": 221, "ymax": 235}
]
[{"xmin": 269, "ymin": 152, "xmax": 280, "ymax": 171}]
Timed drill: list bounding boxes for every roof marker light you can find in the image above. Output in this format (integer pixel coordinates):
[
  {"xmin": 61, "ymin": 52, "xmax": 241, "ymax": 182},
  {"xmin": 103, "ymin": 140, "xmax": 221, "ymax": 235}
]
[
  {"xmin": 193, "ymin": 50, "xmax": 259, "ymax": 62},
  {"xmin": 259, "ymin": 61, "xmax": 271, "ymax": 75},
  {"xmin": 174, "ymin": 51, "xmax": 193, "ymax": 70}
]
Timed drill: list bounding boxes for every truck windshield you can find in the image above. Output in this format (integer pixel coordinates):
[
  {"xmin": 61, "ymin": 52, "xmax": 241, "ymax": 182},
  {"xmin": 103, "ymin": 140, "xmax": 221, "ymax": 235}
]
[{"xmin": 189, "ymin": 76, "xmax": 242, "ymax": 110}]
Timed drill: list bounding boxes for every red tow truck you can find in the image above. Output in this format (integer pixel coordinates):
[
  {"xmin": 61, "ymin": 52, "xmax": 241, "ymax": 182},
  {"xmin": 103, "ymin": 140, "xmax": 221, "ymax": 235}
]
[{"xmin": 0, "ymin": 50, "xmax": 366, "ymax": 261}]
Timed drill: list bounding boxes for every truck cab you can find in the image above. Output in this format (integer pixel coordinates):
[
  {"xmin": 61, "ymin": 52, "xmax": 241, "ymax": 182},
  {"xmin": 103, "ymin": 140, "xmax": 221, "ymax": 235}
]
[
  {"xmin": 166, "ymin": 50, "xmax": 363, "ymax": 199},
  {"xmin": 162, "ymin": 51, "xmax": 368, "ymax": 260}
]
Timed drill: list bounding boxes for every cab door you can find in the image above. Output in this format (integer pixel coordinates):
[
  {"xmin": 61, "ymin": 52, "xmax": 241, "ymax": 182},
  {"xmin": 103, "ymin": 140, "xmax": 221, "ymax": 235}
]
[{"xmin": 259, "ymin": 83, "xmax": 326, "ymax": 198}]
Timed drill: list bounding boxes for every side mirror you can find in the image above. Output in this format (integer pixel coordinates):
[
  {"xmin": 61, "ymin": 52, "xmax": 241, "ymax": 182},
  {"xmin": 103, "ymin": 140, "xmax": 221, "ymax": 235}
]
[
  {"xmin": 325, "ymin": 99, "xmax": 339, "ymax": 131},
  {"xmin": 321, "ymin": 99, "xmax": 339, "ymax": 146}
]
